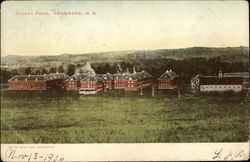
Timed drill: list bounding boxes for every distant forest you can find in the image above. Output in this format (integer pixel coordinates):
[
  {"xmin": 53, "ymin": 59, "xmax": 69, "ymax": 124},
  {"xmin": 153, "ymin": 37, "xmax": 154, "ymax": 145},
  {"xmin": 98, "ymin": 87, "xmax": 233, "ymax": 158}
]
[{"xmin": 1, "ymin": 56, "xmax": 248, "ymax": 84}]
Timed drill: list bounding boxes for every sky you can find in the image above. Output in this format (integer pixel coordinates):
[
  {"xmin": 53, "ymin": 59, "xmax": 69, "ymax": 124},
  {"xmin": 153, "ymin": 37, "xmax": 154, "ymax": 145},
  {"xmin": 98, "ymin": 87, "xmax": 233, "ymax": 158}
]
[{"xmin": 1, "ymin": 1, "xmax": 249, "ymax": 56}]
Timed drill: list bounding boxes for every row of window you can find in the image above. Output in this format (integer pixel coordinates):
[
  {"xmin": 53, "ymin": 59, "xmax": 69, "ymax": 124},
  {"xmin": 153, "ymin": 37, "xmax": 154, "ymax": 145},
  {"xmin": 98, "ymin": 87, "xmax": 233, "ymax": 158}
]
[
  {"xmin": 10, "ymin": 85, "xmax": 45, "ymax": 88},
  {"xmin": 10, "ymin": 82, "xmax": 44, "ymax": 85},
  {"xmin": 201, "ymin": 86, "xmax": 241, "ymax": 89},
  {"xmin": 160, "ymin": 83, "xmax": 175, "ymax": 86}
]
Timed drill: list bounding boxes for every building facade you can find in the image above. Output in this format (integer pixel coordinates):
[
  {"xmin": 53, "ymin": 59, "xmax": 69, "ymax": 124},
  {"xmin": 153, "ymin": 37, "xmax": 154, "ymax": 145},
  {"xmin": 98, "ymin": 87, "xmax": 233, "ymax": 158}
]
[
  {"xmin": 158, "ymin": 70, "xmax": 179, "ymax": 89},
  {"xmin": 8, "ymin": 73, "xmax": 69, "ymax": 90},
  {"xmin": 113, "ymin": 74, "xmax": 129, "ymax": 89},
  {"xmin": 65, "ymin": 73, "xmax": 90, "ymax": 90},
  {"xmin": 124, "ymin": 71, "xmax": 153, "ymax": 91},
  {"xmin": 96, "ymin": 73, "xmax": 114, "ymax": 90},
  {"xmin": 79, "ymin": 75, "xmax": 104, "ymax": 94},
  {"xmin": 224, "ymin": 72, "xmax": 249, "ymax": 88},
  {"xmin": 191, "ymin": 71, "xmax": 243, "ymax": 92}
]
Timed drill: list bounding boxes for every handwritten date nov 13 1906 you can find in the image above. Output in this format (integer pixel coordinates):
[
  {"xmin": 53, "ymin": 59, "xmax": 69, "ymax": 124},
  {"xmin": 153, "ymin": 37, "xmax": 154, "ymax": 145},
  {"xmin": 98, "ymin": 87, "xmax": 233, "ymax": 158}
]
[{"xmin": 3, "ymin": 148, "xmax": 64, "ymax": 162}]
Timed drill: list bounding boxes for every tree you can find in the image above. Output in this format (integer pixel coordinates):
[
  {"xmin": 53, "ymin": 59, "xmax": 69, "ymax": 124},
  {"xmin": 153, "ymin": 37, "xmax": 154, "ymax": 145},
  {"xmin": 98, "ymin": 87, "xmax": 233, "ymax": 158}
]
[
  {"xmin": 49, "ymin": 67, "xmax": 57, "ymax": 73},
  {"xmin": 25, "ymin": 67, "xmax": 31, "ymax": 75},
  {"xmin": 41, "ymin": 68, "xmax": 48, "ymax": 74},
  {"xmin": 0, "ymin": 69, "xmax": 12, "ymax": 83},
  {"xmin": 58, "ymin": 65, "xmax": 64, "ymax": 73},
  {"xmin": 103, "ymin": 63, "xmax": 112, "ymax": 73},
  {"xmin": 66, "ymin": 64, "xmax": 76, "ymax": 76}
]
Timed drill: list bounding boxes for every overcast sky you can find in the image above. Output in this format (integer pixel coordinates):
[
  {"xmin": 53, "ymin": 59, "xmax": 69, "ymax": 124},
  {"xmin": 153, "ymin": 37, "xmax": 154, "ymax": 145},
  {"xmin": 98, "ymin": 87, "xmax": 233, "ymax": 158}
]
[{"xmin": 1, "ymin": 1, "xmax": 249, "ymax": 56}]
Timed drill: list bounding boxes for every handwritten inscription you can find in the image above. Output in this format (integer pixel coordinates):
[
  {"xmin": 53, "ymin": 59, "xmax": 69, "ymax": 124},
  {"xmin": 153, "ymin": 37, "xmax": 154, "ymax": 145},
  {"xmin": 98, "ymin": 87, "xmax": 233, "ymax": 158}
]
[
  {"xmin": 213, "ymin": 148, "xmax": 247, "ymax": 160},
  {"xmin": 15, "ymin": 11, "xmax": 97, "ymax": 16},
  {"xmin": 4, "ymin": 148, "xmax": 64, "ymax": 162}
]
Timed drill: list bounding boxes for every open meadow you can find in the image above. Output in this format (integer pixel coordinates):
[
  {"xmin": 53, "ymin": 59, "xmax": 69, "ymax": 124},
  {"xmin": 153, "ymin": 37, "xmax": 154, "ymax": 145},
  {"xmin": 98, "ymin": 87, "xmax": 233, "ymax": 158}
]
[{"xmin": 1, "ymin": 89, "xmax": 249, "ymax": 143}]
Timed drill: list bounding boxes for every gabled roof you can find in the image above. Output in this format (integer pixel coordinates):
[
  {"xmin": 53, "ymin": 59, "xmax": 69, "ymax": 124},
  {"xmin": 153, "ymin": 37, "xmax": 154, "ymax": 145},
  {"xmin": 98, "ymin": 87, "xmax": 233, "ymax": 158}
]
[
  {"xmin": 66, "ymin": 73, "xmax": 90, "ymax": 81},
  {"xmin": 125, "ymin": 71, "xmax": 153, "ymax": 81},
  {"xmin": 113, "ymin": 74, "xmax": 130, "ymax": 80},
  {"xmin": 8, "ymin": 75, "xmax": 47, "ymax": 82},
  {"xmin": 102, "ymin": 72, "xmax": 113, "ymax": 80},
  {"xmin": 46, "ymin": 73, "xmax": 69, "ymax": 80},
  {"xmin": 158, "ymin": 70, "xmax": 179, "ymax": 80},
  {"xmin": 8, "ymin": 73, "xmax": 69, "ymax": 82},
  {"xmin": 80, "ymin": 75, "xmax": 102, "ymax": 82}
]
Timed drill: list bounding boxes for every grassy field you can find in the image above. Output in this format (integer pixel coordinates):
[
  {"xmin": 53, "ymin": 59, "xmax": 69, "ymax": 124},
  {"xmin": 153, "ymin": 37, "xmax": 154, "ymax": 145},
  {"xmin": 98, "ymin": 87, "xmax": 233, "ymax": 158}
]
[{"xmin": 1, "ymin": 89, "xmax": 249, "ymax": 143}]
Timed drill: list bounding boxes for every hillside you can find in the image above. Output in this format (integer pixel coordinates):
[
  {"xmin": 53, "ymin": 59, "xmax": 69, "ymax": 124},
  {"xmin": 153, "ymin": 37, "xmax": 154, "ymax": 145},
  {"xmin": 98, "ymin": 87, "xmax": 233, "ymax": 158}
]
[{"xmin": 1, "ymin": 46, "xmax": 249, "ymax": 68}]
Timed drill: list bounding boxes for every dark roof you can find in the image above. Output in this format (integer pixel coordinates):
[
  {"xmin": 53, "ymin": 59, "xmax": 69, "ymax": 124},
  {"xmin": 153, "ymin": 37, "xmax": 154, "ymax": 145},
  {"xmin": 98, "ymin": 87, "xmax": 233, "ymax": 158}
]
[
  {"xmin": 80, "ymin": 75, "xmax": 102, "ymax": 82},
  {"xmin": 102, "ymin": 73, "xmax": 113, "ymax": 80},
  {"xmin": 8, "ymin": 73, "xmax": 69, "ymax": 82},
  {"xmin": 113, "ymin": 74, "xmax": 130, "ymax": 80},
  {"xmin": 8, "ymin": 75, "xmax": 46, "ymax": 81},
  {"xmin": 199, "ymin": 76, "xmax": 243, "ymax": 85},
  {"xmin": 45, "ymin": 73, "xmax": 69, "ymax": 80},
  {"xmin": 158, "ymin": 70, "xmax": 179, "ymax": 80},
  {"xmin": 66, "ymin": 73, "xmax": 90, "ymax": 81},
  {"xmin": 125, "ymin": 71, "xmax": 153, "ymax": 81},
  {"xmin": 224, "ymin": 72, "xmax": 249, "ymax": 78}
]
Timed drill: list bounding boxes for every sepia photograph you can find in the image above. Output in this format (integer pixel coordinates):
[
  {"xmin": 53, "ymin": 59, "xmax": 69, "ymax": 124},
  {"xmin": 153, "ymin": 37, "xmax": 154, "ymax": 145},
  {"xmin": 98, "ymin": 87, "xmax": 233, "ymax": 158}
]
[{"xmin": 1, "ymin": 0, "xmax": 249, "ymax": 161}]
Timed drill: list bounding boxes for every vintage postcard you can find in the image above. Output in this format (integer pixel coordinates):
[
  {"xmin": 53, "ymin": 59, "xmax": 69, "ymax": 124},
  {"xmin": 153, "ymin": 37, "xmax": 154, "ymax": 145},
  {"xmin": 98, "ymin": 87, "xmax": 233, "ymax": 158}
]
[{"xmin": 1, "ymin": 0, "xmax": 249, "ymax": 161}]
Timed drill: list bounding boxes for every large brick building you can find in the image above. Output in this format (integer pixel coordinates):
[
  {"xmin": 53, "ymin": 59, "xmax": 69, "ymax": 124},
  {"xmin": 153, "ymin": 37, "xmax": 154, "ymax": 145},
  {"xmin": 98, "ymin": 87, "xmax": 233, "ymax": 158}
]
[
  {"xmin": 158, "ymin": 70, "xmax": 179, "ymax": 89},
  {"xmin": 65, "ymin": 73, "xmax": 91, "ymax": 90},
  {"xmin": 8, "ymin": 73, "xmax": 69, "ymax": 90},
  {"xmin": 124, "ymin": 71, "xmax": 153, "ymax": 91},
  {"xmin": 79, "ymin": 75, "xmax": 104, "ymax": 94},
  {"xmin": 100, "ymin": 72, "xmax": 114, "ymax": 90},
  {"xmin": 113, "ymin": 73, "xmax": 129, "ymax": 89}
]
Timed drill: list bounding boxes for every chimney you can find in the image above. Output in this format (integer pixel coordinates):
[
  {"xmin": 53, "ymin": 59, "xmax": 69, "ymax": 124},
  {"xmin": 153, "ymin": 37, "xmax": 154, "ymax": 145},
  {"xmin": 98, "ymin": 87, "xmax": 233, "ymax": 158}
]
[
  {"xmin": 56, "ymin": 71, "xmax": 58, "ymax": 74},
  {"xmin": 218, "ymin": 70, "xmax": 223, "ymax": 78},
  {"xmin": 166, "ymin": 70, "xmax": 169, "ymax": 73},
  {"xmin": 44, "ymin": 73, "xmax": 46, "ymax": 76},
  {"xmin": 133, "ymin": 67, "xmax": 136, "ymax": 74},
  {"xmin": 170, "ymin": 69, "xmax": 172, "ymax": 72}
]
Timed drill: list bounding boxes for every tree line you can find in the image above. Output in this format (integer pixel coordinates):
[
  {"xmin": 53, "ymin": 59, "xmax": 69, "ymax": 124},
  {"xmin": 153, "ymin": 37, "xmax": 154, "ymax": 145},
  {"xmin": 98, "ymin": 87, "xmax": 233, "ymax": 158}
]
[{"xmin": 1, "ymin": 56, "xmax": 248, "ymax": 84}]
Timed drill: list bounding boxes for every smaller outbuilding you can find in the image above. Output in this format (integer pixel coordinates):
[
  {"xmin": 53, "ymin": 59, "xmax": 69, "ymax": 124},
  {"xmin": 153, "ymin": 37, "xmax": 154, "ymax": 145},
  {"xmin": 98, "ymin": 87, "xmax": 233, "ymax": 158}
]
[{"xmin": 191, "ymin": 70, "xmax": 244, "ymax": 92}]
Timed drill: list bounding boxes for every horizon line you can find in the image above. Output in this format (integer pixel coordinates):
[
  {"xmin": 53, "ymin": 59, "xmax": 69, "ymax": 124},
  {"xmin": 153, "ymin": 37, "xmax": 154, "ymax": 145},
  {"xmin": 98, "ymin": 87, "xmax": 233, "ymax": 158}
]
[{"xmin": 2, "ymin": 45, "xmax": 249, "ymax": 57}]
